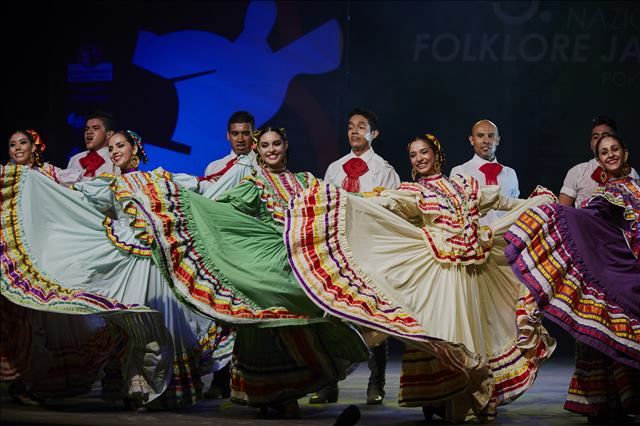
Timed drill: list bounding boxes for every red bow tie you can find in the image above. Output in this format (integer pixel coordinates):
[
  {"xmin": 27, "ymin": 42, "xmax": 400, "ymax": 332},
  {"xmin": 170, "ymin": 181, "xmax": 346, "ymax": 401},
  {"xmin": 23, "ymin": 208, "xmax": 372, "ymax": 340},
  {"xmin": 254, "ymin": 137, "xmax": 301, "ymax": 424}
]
[
  {"xmin": 342, "ymin": 157, "xmax": 369, "ymax": 192},
  {"xmin": 479, "ymin": 162, "xmax": 503, "ymax": 185},
  {"xmin": 79, "ymin": 151, "xmax": 106, "ymax": 177}
]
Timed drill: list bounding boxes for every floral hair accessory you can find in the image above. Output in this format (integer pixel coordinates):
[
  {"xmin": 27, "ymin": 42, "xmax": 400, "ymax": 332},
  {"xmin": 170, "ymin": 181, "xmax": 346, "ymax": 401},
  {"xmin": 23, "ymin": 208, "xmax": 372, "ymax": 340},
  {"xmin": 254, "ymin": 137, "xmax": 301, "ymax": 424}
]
[
  {"xmin": 424, "ymin": 133, "xmax": 441, "ymax": 152},
  {"xmin": 26, "ymin": 129, "xmax": 46, "ymax": 153},
  {"xmin": 25, "ymin": 129, "xmax": 46, "ymax": 167},
  {"xmin": 126, "ymin": 130, "xmax": 148, "ymax": 163}
]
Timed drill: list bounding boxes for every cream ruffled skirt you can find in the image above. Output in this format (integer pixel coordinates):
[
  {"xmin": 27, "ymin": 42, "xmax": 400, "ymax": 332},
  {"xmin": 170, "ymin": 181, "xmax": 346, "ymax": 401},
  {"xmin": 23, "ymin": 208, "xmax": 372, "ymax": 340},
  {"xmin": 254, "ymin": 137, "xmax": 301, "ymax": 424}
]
[{"xmin": 286, "ymin": 183, "xmax": 556, "ymax": 421}]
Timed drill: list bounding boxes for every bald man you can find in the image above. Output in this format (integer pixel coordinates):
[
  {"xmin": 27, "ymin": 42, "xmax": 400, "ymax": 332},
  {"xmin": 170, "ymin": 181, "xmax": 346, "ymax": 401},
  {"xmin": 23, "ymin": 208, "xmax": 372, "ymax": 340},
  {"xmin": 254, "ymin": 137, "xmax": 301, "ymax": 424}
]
[{"xmin": 450, "ymin": 119, "xmax": 519, "ymax": 225}]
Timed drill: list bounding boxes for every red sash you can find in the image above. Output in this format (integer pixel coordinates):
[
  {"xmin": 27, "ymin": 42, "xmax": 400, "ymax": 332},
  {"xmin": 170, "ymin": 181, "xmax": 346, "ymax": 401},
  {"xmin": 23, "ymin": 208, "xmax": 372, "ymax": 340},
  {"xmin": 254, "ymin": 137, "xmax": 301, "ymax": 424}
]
[{"xmin": 199, "ymin": 156, "xmax": 238, "ymax": 182}]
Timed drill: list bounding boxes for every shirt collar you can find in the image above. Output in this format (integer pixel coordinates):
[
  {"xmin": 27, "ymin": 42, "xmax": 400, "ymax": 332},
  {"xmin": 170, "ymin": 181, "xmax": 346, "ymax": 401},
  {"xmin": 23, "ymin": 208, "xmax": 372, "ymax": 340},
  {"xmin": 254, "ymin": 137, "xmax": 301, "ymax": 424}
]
[
  {"xmin": 472, "ymin": 153, "xmax": 499, "ymax": 165},
  {"xmin": 96, "ymin": 146, "xmax": 110, "ymax": 159},
  {"xmin": 231, "ymin": 150, "xmax": 256, "ymax": 159},
  {"xmin": 349, "ymin": 146, "xmax": 375, "ymax": 162}
]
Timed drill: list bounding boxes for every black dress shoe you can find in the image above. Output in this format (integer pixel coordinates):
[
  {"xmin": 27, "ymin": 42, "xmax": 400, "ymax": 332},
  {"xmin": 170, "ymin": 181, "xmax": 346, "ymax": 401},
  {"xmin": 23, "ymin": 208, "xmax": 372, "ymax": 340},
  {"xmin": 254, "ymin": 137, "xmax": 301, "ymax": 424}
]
[
  {"xmin": 257, "ymin": 400, "xmax": 300, "ymax": 419},
  {"xmin": 422, "ymin": 406, "xmax": 434, "ymax": 422},
  {"xmin": 366, "ymin": 341, "xmax": 387, "ymax": 405},
  {"xmin": 366, "ymin": 383, "xmax": 384, "ymax": 405},
  {"xmin": 271, "ymin": 399, "xmax": 300, "ymax": 419},
  {"xmin": 309, "ymin": 383, "xmax": 339, "ymax": 404},
  {"xmin": 8, "ymin": 380, "xmax": 45, "ymax": 406},
  {"xmin": 204, "ymin": 384, "xmax": 231, "ymax": 399},
  {"xmin": 205, "ymin": 365, "xmax": 231, "ymax": 399},
  {"xmin": 123, "ymin": 397, "xmax": 148, "ymax": 412},
  {"xmin": 422, "ymin": 405, "xmax": 446, "ymax": 423}
]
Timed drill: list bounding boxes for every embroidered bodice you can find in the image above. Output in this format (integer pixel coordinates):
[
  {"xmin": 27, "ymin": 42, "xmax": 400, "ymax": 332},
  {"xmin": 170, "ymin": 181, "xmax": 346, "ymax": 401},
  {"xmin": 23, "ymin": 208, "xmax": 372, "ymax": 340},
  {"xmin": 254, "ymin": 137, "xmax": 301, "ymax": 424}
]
[
  {"xmin": 216, "ymin": 169, "xmax": 317, "ymax": 226},
  {"xmin": 588, "ymin": 177, "xmax": 640, "ymax": 259},
  {"xmin": 377, "ymin": 174, "xmax": 530, "ymax": 265}
]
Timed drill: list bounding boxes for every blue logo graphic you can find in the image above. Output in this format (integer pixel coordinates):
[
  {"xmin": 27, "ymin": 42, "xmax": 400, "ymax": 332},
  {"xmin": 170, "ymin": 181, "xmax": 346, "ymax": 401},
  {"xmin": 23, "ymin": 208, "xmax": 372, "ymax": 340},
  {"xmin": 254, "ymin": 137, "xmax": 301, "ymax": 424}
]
[{"xmin": 133, "ymin": 1, "xmax": 342, "ymax": 174}]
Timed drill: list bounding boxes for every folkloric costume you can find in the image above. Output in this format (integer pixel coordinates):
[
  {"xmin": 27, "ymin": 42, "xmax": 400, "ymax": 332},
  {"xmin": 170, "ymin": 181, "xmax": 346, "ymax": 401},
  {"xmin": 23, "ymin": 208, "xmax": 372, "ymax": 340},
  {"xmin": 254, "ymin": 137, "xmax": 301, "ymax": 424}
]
[
  {"xmin": 122, "ymin": 166, "xmax": 368, "ymax": 408},
  {"xmin": 450, "ymin": 154, "xmax": 519, "ymax": 225},
  {"xmin": 201, "ymin": 149, "xmax": 260, "ymax": 399},
  {"xmin": 286, "ymin": 137, "xmax": 556, "ymax": 421},
  {"xmin": 324, "ymin": 147, "xmax": 400, "ymax": 193},
  {"xmin": 323, "ymin": 145, "xmax": 401, "ymax": 402},
  {"xmin": 505, "ymin": 177, "xmax": 640, "ymax": 418},
  {"xmin": 0, "ymin": 143, "xmax": 254, "ymax": 407},
  {"xmin": 67, "ymin": 147, "xmax": 117, "ymax": 180},
  {"xmin": 1, "ymin": 165, "xmax": 171, "ymax": 405}
]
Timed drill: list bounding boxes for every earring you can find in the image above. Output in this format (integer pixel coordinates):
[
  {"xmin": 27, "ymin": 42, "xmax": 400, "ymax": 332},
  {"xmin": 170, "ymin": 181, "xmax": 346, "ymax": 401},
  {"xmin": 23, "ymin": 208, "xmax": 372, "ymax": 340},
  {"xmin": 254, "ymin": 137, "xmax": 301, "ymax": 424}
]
[
  {"xmin": 127, "ymin": 156, "xmax": 140, "ymax": 170},
  {"xmin": 435, "ymin": 159, "xmax": 442, "ymax": 174},
  {"xmin": 621, "ymin": 162, "xmax": 631, "ymax": 177},
  {"xmin": 411, "ymin": 169, "xmax": 417, "ymax": 180}
]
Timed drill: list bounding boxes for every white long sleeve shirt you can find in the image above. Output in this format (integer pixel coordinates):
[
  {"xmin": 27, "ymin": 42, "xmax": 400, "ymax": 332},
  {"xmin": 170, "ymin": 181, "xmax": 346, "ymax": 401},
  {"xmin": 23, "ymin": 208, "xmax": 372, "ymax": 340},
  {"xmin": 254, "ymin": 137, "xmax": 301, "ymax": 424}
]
[
  {"xmin": 67, "ymin": 147, "xmax": 117, "ymax": 180},
  {"xmin": 450, "ymin": 154, "xmax": 519, "ymax": 225},
  {"xmin": 324, "ymin": 148, "xmax": 400, "ymax": 192},
  {"xmin": 204, "ymin": 150, "xmax": 259, "ymax": 177}
]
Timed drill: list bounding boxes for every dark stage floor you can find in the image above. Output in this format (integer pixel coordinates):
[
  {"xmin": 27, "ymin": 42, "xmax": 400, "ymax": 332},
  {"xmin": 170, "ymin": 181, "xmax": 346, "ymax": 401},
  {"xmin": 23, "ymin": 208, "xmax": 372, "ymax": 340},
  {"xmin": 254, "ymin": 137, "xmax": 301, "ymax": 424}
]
[{"xmin": 1, "ymin": 354, "xmax": 616, "ymax": 426}]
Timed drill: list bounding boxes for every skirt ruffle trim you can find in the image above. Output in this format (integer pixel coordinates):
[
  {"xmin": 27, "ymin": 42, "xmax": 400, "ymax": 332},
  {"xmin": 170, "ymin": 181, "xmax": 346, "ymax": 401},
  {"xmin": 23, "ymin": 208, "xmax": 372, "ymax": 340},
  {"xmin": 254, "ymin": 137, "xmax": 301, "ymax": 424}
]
[{"xmin": 505, "ymin": 204, "xmax": 640, "ymax": 369}]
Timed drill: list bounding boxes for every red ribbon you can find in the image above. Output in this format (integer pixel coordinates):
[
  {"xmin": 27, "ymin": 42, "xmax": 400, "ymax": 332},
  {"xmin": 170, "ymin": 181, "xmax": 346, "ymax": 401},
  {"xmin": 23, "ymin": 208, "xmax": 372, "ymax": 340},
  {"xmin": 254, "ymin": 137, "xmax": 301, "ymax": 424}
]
[
  {"xmin": 79, "ymin": 151, "xmax": 106, "ymax": 177},
  {"xmin": 341, "ymin": 157, "xmax": 369, "ymax": 192},
  {"xmin": 479, "ymin": 162, "xmax": 503, "ymax": 185}
]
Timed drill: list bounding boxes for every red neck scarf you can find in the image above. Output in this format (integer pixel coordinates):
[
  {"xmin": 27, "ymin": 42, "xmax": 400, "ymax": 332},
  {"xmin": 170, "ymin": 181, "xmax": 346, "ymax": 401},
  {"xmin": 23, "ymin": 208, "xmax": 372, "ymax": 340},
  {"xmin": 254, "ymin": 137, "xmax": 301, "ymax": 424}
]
[
  {"xmin": 479, "ymin": 162, "xmax": 503, "ymax": 185},
  {"xmin": 79, "ymin": 151, "xmax": 106, "ymax": 177},
  {"xmin": 590, "ymin": 166, "xmax": 608, "ymax": 184},
  {"xmin": 342, "ymin": 157, "xmax": 369, "ymax": 192}
]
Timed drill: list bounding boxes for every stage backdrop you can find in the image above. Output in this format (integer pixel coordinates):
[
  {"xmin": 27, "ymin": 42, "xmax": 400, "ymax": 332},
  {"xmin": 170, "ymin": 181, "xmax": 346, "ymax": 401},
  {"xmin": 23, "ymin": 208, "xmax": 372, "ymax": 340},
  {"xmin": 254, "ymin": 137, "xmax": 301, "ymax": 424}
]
[{"xmin": 3, "ymin": 0, "xmax": 639, "ymax": 194}]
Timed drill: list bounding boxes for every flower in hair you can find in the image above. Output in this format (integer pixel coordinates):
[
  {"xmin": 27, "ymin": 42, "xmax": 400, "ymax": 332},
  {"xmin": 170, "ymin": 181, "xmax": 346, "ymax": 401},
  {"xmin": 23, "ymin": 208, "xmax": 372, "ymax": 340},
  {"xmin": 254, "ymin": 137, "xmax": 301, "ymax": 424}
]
[{"xmin": 126, "ymin": 130, "xmax": 148, "ymax": 163}]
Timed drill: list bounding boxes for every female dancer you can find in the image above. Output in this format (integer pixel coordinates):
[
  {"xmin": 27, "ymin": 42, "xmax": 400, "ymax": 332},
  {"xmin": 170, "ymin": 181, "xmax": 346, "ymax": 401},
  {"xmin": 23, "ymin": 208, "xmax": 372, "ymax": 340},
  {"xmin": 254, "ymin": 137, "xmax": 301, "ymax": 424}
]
[
  {"xmin": 286, "ymin": 133, "xmax": 556, "ymax": 422},
  {"xmin": 7, "ymin": 129, "xmax": 82, "ymax": 185},
  {"xmin": 1, "ymin": 130, "xmax": 251, "ymax": 409},
  {"xmin": 131, "ymin": 127, "xmax": 369, "ymax": 418},
  {"xmin": 1, "ymin": 140, "xmax": 171, "ymax": 407},
  {"xmin": 505, "ymin": 134, "xmax": 639, "ymax": 423}
]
